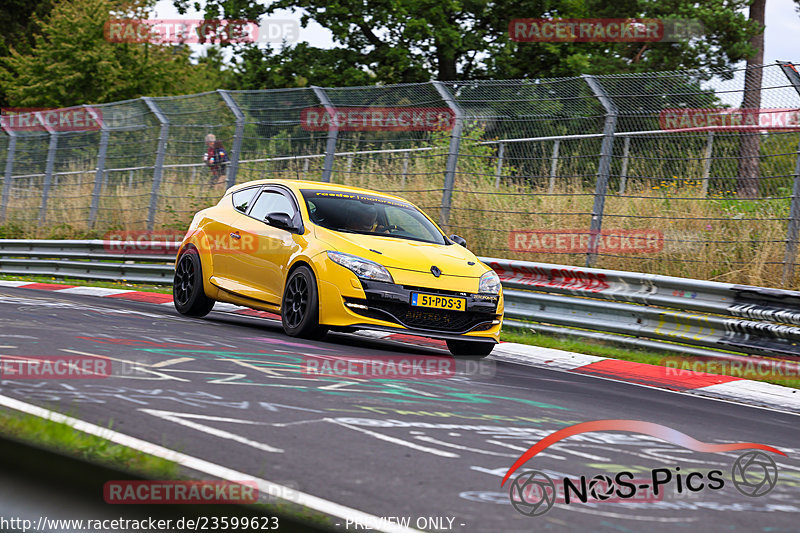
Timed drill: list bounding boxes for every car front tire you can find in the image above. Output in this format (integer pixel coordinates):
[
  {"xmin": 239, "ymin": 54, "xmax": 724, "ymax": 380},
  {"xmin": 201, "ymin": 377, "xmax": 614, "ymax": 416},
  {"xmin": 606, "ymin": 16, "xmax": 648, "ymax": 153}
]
[
  {"xmin": 281, "ymin": 265, "xmax": 328, "ymax": 339},
  {"xmin": 173, "ymin": 247, "xmax": 215, "ymax": 317},
  {"xmin": 446, "ymin": 339, "xmax": 494, "ymax": 358}
]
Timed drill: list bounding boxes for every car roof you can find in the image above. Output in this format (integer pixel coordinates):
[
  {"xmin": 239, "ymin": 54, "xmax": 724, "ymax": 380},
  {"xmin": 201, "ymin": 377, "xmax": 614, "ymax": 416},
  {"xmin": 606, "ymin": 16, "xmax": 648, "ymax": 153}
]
[{"xmin": 226, "ymin": 179, "xmax": 409, "ymax": 203}]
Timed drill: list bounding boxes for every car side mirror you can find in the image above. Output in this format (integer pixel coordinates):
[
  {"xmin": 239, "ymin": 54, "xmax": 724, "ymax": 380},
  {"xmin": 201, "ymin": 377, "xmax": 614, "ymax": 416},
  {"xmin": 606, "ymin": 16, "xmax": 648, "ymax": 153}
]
[
  {"xmin": 266, "ymin": 212, "xmax": 296, "ymax": 232},
  {"xmin": 450, "ymin": 234, "xmax": 467, "ymax": 248}
]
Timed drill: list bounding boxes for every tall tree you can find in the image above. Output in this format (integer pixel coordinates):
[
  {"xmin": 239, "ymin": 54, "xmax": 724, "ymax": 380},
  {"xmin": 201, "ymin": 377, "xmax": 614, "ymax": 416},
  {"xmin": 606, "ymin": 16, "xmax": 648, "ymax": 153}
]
[
  {"xmin": 0, "ymin": 0, "xmax": 57, "ymax": 106},
  {"xmin": 178, "ymin": 0, "xmax": 762, "ymax": 87},
  {"xmin": 1, "ymin": 0, "xmax": 225, "ymax": 108},
  {"xmin": 738, "ymin": 0, "xmax": 766, "ymax": 198}
]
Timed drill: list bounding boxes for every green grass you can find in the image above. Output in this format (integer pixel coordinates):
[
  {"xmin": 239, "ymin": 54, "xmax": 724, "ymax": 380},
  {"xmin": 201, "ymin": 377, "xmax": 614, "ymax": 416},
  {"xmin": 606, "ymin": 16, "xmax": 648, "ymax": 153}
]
[
  {"xmin": 501, "ymin": 328, "xmax": 672, "ymax": 365},
  {"xmin": 0, "ymin": 409, "xmax": 337, "ymax": 527},
  {"xmin": 0, "ymin": 409, "xmax": 178, "ymax": 478},
  {"xmin": 0, "ymin": 273, "xmax": 173, "ymax": 294}
]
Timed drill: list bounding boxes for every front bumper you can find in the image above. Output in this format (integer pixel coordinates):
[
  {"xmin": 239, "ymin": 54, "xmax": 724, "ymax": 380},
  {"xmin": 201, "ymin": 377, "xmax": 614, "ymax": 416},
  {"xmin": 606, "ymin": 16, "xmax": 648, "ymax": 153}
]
[{"xmin": 342, "ymin": 280, "xmax": 502, "ymax": 338}]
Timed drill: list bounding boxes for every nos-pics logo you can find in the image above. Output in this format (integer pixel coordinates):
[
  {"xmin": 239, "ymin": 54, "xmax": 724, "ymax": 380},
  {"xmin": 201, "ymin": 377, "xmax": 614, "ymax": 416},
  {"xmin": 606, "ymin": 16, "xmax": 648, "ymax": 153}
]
[{"xmin": 502, "ymin": 420, "xmax": 783, "ymax": 517}]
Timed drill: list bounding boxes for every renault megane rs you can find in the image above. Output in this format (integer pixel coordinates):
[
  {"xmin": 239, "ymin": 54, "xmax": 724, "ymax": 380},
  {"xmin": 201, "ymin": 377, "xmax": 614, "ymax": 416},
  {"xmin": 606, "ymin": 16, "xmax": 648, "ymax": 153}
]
[{"xmin": 173, "ymin": 179, "xmax": 503, "ymax": 357}]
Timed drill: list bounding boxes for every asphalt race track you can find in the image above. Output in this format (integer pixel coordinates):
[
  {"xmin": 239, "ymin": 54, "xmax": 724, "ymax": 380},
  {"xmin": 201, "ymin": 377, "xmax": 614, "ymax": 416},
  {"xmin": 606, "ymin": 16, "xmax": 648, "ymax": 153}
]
[{"xmin": 0, "ymin": 285, "xmax": 798, "ymax": 533}]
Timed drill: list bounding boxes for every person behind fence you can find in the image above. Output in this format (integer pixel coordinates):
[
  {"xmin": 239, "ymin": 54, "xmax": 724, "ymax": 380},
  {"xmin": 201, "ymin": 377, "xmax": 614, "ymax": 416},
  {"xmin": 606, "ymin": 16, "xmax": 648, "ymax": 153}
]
[{"xmin": 203, "ymin": 133, "xmax": 229, "ymax": 183}]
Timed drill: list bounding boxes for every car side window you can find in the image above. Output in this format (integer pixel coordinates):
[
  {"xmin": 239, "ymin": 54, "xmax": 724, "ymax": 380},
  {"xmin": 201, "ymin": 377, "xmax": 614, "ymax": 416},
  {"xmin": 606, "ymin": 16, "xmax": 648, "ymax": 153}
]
[
  {"xmin": 248, "ymin": 190, "xmax": 296, "ymax": 222},
  {"xmin": 231, "ymin": 188, "xmax": 258, "ymax": 213}
]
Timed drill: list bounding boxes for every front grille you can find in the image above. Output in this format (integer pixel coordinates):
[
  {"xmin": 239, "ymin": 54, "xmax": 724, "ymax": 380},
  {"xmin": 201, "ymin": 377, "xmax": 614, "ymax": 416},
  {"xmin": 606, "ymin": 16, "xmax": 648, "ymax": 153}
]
[{"xmin": 353, "ymin": 299, "xmax": 494, "ymax": 333}]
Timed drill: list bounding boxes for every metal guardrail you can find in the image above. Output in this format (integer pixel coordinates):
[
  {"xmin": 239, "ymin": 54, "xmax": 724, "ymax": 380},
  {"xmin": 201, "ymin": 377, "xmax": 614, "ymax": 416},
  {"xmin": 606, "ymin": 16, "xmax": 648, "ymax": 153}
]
[
  {"xmin": 484, "ymin": 257, "xmax": 800, "ymax": 359},
  {"xmin": 1, "ymin": 240, "xmax": 798, "ymax": 359},
  {"xmin": 0, "ymin": 239, "xmax": 176, "ymax": 284}
]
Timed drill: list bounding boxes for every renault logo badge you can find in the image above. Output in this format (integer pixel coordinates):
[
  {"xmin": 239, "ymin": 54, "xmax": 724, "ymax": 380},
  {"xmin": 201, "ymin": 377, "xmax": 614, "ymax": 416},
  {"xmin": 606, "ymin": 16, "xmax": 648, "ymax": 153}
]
[{"xmin": 430, "ymin": 266, "xmax": 441, "ymax": 277}]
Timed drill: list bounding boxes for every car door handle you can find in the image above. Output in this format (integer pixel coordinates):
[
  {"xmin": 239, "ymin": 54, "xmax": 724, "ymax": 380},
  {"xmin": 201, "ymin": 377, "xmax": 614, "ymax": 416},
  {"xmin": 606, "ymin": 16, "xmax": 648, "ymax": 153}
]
[{"xmin": 230, "ymin": 232, "xmax": 241, "ymax": 240}]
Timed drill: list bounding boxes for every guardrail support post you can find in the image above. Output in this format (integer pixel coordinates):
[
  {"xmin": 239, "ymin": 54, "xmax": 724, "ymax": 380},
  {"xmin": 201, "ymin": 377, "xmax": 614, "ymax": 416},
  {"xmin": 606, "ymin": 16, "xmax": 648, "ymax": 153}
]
[
  {"xmin": 494, "ymin": 142, "xmax": 505, "ymax": 188},
  {"xmin": 143, "ymin": 97, "xmax": 169, "ymax": 232},
  {"xmin": 548, "ymin": 139, "xmax": 561, "ymax": 194},
  {"xmin": 37, "ymin": 112, "xmax": 59, "ymax": 225},
  {"xmin": 0, "ymin": 126, "xmax": 17, "ymax": 223},
  {"xmin": 312, "ymin": 87, "xmax": 337, "ymax": 182},
  {"xmin": 582, "ymin": 75, "xmax": 618, "ymax": 267},
  {"xmin": 218, "ymin": 90, "xmax": 245, "ymax": 189},
  {"xmin": 432, "ymin": 81, "xmax": 464, "ymax": 229},
  {"xmin": 85, "ymin": 106, "xmax": 108, "ymax": 229}
]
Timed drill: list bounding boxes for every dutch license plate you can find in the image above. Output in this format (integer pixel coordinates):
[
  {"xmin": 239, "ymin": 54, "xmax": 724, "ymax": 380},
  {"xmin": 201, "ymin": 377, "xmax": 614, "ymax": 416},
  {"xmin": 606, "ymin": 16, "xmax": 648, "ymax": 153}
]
[{"xmin": 411, "ymin": 293, "xmax": 465, "ymax": 311}]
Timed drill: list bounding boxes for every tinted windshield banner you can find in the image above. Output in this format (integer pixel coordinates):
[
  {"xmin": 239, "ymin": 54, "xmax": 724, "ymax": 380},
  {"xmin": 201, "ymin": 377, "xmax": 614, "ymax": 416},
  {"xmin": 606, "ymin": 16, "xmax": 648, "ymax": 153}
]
[{"xmin": 302, "ymin": 190, "xmax": 412, "ymax": 209}]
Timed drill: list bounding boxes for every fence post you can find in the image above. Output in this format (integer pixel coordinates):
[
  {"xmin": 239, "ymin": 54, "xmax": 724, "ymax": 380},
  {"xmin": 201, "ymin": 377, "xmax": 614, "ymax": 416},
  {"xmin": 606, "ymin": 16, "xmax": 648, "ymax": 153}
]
[
  {"xmin": 494, "ymin": 142, "xmax": 505, "ymax": 188},
  {"xmin": 776, "ymin": 61, "xmax": 800, "ymax": 285},
  {"xmin": 401, "ymin": 151, "xmax": 410, "ymax": 189},
  {"xmin": 143, "ymin": 97, "xmax": 169, "ymax": 232},
  {"xmin": 618, "ymin": 136, "xmax": 631, "ymax": 194},
  {"xmin": 0, "ymin": 125, "xmax": 17, "ymax": 223},
  {"xmin": 218, "ymin": 90, "xmax": 244, "ymax": 189},
  {"xmin": 312, "ymin": 86, "xmax": 337, "ymax": 182},
  {"xmin": 85, "ymin": 105, "xmax": 108, "ymax": 229},
  {"xmin": 548, "ymin": 139, "xmax": 561, "ymax": 193},
  {"xmin": 37, "ymin": 112, "xmax": 59, "ymax": 225},
  {"xmin": 582, "ymin": 75, "xmax": 618, "ymax": 267},
  {"xmin": 432, "ymin": 81, "xmax": 464, "ymax": 229},
  {"xmin": 782, "ymin": 140, "xmax": 800, "ymax": 286},
  {"xmin": 701, "ymin": 131, "xmax": 714, "ymax": 197}
]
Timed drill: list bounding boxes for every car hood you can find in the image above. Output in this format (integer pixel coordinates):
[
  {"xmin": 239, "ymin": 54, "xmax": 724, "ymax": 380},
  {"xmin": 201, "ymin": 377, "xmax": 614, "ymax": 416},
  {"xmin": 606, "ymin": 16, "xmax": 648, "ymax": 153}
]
[{"xmin": 314, "ymin": 226, "xmax": 487, "ymax": 278}]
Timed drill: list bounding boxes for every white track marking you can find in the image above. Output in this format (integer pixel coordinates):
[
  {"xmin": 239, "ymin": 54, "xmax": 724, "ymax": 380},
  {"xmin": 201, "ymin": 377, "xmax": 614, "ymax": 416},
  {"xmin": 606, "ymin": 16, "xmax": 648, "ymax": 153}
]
[
  {"xmin": 140, "ymin": 409, "xmax": 284, "ymax": 453},
  {"xmin": 551, "ymin": 504, "xmax": 699, "ymax": 523},
  {"xmin": 326, "ymin": 418, "xmax": 460, "ymax": 458},
  {"xmin": 486, "ymin": 439, "xmax": 566, "ymax": 460},
  {"xmin": 60, "ymin": 349, "xmax": 189, "ymax": 382},
  {"xmin": 549, "ymin": 444, "xmax": 611, "ymax": 462},
  {"xmin": 151, "ymin": 357, "xmax": 194, "ymax": 368},
  {"xmin": 493, "ymin": 343, "xmax": 606, "ymax": 370},
  {"xmin": 59, "ymin": 287, "xmax": 135, "ymax": 297},
  {"xmin": 0, "ymin": 281, "xmax": 30, "ymax": 287},
  {"xmin": 693, "ymin": 380, "xmax": 800, "ymax": 412},
  {"xmin": 412, "ymin": 435, "xmax": 516, "ymax": 457},
  {"xmin": 0, "ymin": 395, "xmax": 423, "ymax": 533}
]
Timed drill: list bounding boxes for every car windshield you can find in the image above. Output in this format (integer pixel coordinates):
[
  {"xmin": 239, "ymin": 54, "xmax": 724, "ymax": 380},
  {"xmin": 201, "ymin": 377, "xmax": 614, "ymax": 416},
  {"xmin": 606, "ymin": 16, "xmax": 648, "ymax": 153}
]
[{"xmin": 301, "ymin": 189, "xmax": 447, "ymax": 245}]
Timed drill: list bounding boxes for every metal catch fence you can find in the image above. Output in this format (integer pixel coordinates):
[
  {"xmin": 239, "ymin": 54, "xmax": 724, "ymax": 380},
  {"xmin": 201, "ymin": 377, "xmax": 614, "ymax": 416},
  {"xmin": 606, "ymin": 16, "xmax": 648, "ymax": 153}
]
[{"xmin": 2, "ymin": 63, "xmax": 800, "ymax": 288}]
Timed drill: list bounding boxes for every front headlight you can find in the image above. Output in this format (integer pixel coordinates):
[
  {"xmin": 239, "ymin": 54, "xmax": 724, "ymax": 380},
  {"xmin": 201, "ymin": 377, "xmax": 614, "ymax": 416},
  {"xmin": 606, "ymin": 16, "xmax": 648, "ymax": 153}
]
[
  {"xmin": 327, "ymin": 251, "xmax": 393, "ymax": 283},
  {"xmin": 479, "ymin": 270, "xmax": 501, "ymax": 294}
]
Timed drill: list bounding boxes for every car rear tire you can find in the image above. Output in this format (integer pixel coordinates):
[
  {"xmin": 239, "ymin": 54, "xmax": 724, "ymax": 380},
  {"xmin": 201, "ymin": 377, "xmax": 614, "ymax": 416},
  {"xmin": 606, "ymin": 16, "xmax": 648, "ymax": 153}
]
[
  {"xmin": 446, "ymin": 339, "xmax": 494, "ymax": 358},
  {"xmin": 282, "ymin": 266, "xmax": 328, "ymax": 339},
  {"xmin": 173, "ymin": 248, "xmax": 215, "ymax": 317}
]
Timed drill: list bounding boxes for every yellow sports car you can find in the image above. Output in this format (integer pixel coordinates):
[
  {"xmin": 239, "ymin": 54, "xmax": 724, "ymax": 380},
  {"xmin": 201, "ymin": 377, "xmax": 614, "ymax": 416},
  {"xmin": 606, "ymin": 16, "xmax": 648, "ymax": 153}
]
[{"xmin": 173, "ymin": 179, "xmax": 503, "ymax": 356}]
